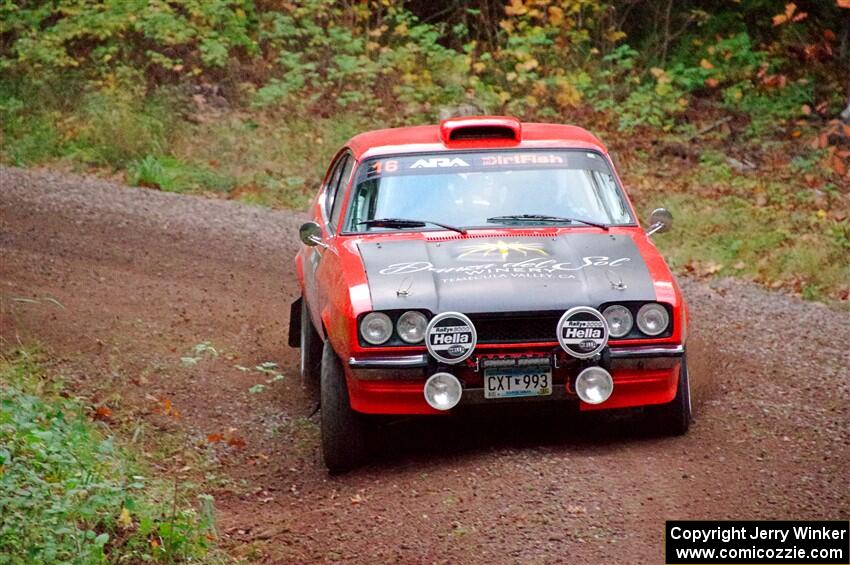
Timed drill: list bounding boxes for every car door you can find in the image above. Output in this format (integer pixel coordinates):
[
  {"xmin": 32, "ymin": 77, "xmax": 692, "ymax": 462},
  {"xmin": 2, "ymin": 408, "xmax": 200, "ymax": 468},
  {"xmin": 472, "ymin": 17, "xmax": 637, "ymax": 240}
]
[{"xmin": 304, "ymin": 150, "xmax": 353, "ymax": 335}]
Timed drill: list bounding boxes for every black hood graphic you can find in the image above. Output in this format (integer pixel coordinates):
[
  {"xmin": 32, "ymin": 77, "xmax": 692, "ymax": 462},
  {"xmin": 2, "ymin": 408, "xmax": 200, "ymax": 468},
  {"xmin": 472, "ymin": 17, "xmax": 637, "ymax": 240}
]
[{"xmin": 358, "ymin": 233, "xmax": 656, "ymax": 313}]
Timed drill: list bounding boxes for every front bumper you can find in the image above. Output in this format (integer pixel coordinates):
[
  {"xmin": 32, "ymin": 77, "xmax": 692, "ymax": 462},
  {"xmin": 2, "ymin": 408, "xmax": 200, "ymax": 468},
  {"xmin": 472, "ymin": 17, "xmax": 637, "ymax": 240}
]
[{"xmin": 345, "ymin": 344, "xmax": 683, "ymax": 415}]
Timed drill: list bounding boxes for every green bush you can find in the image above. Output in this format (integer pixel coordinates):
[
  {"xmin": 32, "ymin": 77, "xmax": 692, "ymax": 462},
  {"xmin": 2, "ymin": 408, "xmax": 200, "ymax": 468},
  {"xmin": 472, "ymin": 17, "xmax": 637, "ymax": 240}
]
[
  {"xmin": 0, "ymin": 0, "xmax": 258, "ymax": 79},
  {"xmin": 0, "ymin": 351, "xmax": 217, "ymax": 564},
  {"xmin": 128, "ymin": 155, "xmax": 235, "ymax": 193}
]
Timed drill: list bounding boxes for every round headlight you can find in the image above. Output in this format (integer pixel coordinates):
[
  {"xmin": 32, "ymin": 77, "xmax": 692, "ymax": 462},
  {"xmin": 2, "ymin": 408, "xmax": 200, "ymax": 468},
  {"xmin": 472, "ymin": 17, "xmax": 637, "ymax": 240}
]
[
  {"xmin": 636, "ymin": 303, "xmax": 669, "ymax": 336},
  {"xmin": 360, "ymin": 312, "xmax": 393, "ymax": 345},
  {"xmin": 397, "ymin": 311, "xmax": 428, "ymax": 344},
  {"xmin": 424, "ymin": 372, "xmax": 462, "ymax": 410},
  {"xmin": 602, "ymin": 305, "xmax": 633, "ymax": 338}
]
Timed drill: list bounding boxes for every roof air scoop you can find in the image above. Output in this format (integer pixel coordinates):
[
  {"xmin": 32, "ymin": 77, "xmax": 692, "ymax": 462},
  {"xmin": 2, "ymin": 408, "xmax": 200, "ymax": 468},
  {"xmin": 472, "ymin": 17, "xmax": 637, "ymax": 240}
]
[{"xmin": 439, "ymin": 116, "xmax": 522, "ymax": 144}]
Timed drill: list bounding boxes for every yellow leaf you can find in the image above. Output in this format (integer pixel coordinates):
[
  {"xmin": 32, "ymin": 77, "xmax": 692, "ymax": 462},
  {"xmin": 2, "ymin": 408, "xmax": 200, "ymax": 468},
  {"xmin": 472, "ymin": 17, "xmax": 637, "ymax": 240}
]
[
  {"xmin": 649, "ymin": 67, "xmax": 666, "ymax": 79},
  {"xmin": 605, "ymin": 29, "xmax": 627, "ymax": 43},
  {"xmin": 499, "ymin": 19, "xmax": 515, "ymax": 33},
  {"xmin": 516, "ymin": 58, "xmax": 538, "ymax": 72},
  {"xmin": 555, "ymin": 79, "xmax": 582, "ymax": 109},
  {"xmin": 700, "ymin": 58, "xmax": 714, "ymax": 69},
  {"xmin": 704, "ymin": 262, "xmax": 723, "ymax": 275},
  {"xmin": 773, "ymin": 2, "xmax": 800, "ymax": 25},
  {"xmin": 118, "ymin": 507, "xmax": 132, "ymax": 529},
  {"xmin": 548, "ymin": 6, "xmax": 564, "ymax": 26},
  {"xmin": 504, "ymin": 0, "xmax": 527, "ymax": 17},
  {"xmin": 532, "ymin": 80, "xmax": 548, "ymax": 97},
  {"xmin": 368, "ymin": 25, "xmax": 387, "ymax": 38},
  {"xmin": 817, "ymin": 209, "xmax": 827, "ymax": 218}
]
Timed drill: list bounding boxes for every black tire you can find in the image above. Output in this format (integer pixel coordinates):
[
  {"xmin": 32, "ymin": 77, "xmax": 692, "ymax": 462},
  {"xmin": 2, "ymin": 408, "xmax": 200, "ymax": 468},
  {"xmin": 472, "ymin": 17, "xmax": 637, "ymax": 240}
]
[
  {"xmin": 300, "ymin": 297, "xmax": 323, "ymax": 390},
  {"xmin": 320, "ymin": 342, "xmax": 368, "ymax": 473},
  {"xmin": 648, "ymin": 352, "xmax": 692, "ymax": 436}
]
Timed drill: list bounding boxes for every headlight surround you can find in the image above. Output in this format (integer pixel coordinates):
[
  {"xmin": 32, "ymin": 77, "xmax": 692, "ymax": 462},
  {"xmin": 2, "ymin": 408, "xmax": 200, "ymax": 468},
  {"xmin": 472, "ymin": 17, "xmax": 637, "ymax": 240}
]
[
  {"xmin": 602, "ymin": 305, "xmax": 634, "ymax": 338},
  {"xmin": 360, "ymin": 312, "xmax": 393, "ymax": 345},
  {"xmin": 396, "ymin": 311, "xmax": 428, "ymax": 344},
  {"xmin": 636, "ymin": 303, "xmax": 670, "ymax": 336}
]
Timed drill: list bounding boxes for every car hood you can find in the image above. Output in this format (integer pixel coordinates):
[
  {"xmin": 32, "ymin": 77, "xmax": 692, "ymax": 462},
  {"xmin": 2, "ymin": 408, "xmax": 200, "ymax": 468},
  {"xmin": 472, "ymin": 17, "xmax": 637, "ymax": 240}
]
[{"xmin": 357, "ymin": 233, "xmax": 656, "ymax": 313}]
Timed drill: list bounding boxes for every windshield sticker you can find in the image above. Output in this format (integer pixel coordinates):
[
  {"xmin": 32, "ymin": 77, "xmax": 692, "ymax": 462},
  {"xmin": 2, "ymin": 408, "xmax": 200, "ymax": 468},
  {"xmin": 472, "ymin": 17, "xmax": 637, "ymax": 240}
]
[
  {"xmin": 410, "ymin": 157, "xmax": 470, "ymax": 169},
  {"xmin": 360, "ymin": 150, "xmax": 611, "ymax": 181},
  {"xmin": 480, "ymin": 153, "xmax": 565, "ymax": 166}
]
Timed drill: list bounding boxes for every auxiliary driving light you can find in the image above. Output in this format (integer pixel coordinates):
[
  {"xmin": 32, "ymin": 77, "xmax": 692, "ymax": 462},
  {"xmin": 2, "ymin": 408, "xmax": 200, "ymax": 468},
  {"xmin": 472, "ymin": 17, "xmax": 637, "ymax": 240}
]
[
  {"xmin": 575, "ymin": 367, "xmax": 614, "ymax": 405},
  {"xmin": 424, "ymin": 372, "xmax": 462, "ymax": 411}
]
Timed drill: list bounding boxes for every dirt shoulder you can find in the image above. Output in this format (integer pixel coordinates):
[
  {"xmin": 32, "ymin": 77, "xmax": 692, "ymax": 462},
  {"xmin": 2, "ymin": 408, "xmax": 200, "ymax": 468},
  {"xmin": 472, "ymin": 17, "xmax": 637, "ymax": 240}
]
[{"xmin": 1, "ymin": 166, "xmax": 847, "ymax": 564}]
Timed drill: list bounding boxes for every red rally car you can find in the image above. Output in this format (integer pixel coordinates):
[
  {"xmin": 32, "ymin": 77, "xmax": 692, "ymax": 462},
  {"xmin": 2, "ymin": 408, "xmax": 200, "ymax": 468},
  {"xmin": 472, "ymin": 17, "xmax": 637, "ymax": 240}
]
[{"xmin": 290, "ymin": 116, "xmax": 691, "ymax": 472}]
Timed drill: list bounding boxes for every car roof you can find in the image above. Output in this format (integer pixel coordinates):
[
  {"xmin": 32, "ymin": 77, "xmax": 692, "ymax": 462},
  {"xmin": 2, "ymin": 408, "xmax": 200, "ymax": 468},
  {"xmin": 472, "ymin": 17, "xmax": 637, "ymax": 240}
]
[{"xmin": 346, "ymin": 116, "xmax": 608, "ymax": 161}]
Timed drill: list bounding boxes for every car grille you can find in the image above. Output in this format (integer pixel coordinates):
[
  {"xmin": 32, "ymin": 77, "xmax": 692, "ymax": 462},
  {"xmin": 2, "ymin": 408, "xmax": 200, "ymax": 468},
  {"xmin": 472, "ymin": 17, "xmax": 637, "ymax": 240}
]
[{"xmin": 469, "ymin": 312, "xmax": 562, "ymax": 344}]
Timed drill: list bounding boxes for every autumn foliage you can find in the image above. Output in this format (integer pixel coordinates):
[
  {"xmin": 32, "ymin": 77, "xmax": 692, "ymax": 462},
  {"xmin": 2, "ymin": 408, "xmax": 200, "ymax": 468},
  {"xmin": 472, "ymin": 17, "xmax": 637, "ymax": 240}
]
[{"xmin": 0, "ymin": 0, "xmax": 848, "ymax": 299}]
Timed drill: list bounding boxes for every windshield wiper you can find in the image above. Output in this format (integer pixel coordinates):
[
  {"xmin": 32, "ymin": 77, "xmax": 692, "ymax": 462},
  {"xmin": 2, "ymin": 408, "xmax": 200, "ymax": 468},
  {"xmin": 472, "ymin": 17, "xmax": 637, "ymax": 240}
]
[
  {"xmin": 358, "ymin": 217, "xmax": 467, "ymax": 234},
  {"xmin": 486, "ymin": 214, "xmax": 609, "ymax": 230}
]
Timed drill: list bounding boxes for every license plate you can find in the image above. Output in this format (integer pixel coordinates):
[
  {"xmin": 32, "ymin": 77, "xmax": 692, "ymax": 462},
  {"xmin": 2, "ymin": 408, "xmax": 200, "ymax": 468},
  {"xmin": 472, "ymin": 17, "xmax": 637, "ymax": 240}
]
[{"xmin": 484, "ymin": 367, "xmax": 552, "ymax": 399}]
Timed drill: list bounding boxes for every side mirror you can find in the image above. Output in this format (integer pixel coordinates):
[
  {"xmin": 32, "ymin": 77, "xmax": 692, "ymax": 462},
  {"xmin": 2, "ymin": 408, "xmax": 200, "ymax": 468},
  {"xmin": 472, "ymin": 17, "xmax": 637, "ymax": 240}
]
[
  {"xmin": 646, "ymin": 208, "xmax": 673, "ymax": 236},
  {"xmin": 299, "ymin": 221, "xmax": 328, "ymax": 248}
]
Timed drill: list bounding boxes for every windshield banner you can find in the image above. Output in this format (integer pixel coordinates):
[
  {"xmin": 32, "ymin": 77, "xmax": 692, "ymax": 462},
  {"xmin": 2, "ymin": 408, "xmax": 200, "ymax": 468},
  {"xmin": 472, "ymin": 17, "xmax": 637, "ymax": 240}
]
[{"xmin": 359, "ymin": 151, "xmax": 612, "ymax": 182}]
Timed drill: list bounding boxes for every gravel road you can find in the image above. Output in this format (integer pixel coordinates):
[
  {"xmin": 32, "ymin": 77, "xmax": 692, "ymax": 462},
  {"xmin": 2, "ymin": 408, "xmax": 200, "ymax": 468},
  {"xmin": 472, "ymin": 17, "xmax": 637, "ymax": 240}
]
[{"xmin": 1, "ymin": 166, "xmax": 848, "ymax": 564}]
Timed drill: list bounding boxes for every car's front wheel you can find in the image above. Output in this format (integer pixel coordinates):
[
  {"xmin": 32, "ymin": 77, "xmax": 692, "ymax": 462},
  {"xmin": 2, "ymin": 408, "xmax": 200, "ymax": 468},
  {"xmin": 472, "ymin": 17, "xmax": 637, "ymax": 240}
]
[
  {"xmin": 320, "ymin": 342, "xmax": 368, "ymax": 473},
  {"xmin": 648, "ymin": 352, "xmax": 692, "ymax": 435}
]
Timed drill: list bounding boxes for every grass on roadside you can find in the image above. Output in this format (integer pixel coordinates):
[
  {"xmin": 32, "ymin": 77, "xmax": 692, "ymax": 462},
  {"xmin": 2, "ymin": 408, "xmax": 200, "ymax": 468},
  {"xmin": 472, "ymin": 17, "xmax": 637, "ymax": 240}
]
[
  {"xmin": 169, "ymin": 111, "xmax": 372, "ymax": 208},
  {"xmin": 630, "ymin": 149, "xmax": 850, "ymax": 303},
  {"xmin": 0, "ymin": 350, "xmax": 220, "ymax": 564},
  {"xmin": 648, "ymin": 194, "xmax": 849, "ymax": 301}
]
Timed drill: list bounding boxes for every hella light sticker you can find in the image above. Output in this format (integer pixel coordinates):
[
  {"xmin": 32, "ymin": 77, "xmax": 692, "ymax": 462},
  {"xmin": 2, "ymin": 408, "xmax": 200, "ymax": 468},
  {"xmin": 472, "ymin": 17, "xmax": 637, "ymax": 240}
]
[
  {"xmin": 425, "ymin": 312, "xmax": 477, "ymax": 364},
  {"xmin": 557, "ymin": 306, "xmax": 609, "ymax": 359}
]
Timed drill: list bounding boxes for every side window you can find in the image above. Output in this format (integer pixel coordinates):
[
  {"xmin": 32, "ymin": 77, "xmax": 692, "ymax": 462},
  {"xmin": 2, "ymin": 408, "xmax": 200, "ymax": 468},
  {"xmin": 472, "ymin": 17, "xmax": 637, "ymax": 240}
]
[
  {"xmin": 323, "ymin": 155, "xmax": 347, "ymax": 223},
  {"xmin": 330, "ymin": 156, "xmax": 354, "ymax": 230}
]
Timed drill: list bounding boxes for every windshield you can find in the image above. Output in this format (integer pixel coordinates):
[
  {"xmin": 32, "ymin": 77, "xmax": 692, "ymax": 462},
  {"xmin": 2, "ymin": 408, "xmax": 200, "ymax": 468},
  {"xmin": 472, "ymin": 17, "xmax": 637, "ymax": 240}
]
[{"xmin": 344, "ymin": 150, "xmax": 634, "ymax": 232}]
